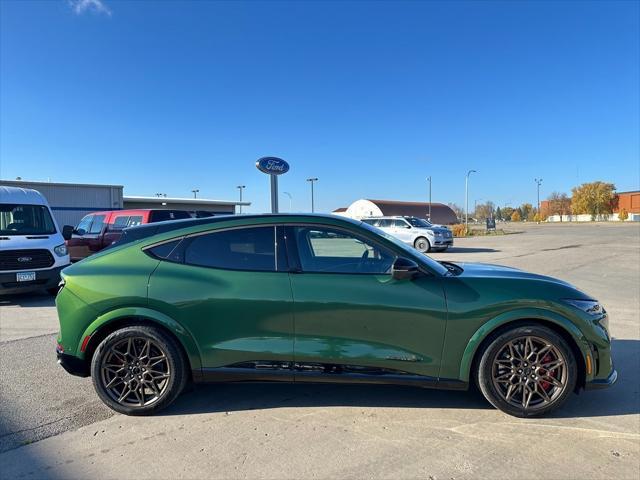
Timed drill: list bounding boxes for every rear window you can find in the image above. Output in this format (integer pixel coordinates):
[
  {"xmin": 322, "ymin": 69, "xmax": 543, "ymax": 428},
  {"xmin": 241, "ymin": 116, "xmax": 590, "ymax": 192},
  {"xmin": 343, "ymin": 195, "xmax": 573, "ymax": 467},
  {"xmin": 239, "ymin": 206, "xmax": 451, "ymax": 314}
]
[{"xmin": 149, "ymin": 210, "xmax": 191, "ymax": 223}]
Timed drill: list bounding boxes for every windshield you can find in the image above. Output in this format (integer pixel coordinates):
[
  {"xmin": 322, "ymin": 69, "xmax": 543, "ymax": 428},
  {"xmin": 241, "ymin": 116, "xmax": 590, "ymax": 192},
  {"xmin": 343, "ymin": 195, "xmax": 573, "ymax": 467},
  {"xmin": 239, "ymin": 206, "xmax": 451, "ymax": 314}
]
[
  {"xmin": 0, "ymin": 204, "xmax": 57, "ymax": 236},
  {"xmin": 406, "ymin": 217, "xmax": 433, "ymax": 228},
  {"xmin": 358, "ymin": 221, "xmax": 450, "ymax": 276}
]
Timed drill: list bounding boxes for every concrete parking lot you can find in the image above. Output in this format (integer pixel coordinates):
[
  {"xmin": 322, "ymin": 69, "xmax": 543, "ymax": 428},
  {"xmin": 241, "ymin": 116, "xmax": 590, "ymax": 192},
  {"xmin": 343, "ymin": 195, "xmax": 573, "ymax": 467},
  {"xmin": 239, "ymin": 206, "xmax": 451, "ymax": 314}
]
[{"xmin": 0, "ymin": 222, "xmax": 638, "ymax": 479}]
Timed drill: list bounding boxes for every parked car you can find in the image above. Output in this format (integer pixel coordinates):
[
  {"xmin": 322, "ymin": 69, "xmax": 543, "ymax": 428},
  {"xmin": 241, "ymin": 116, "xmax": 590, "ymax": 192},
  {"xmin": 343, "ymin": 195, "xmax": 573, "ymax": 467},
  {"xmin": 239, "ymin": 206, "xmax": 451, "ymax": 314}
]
[
  {"xmin": 65, "ymin": 209, "xmax": 192, "ymax": 261},
  {"xmin": 0, "ymin": 186, "xmax": 70, "ymax": 295},
  {"xmin": 55, "ymin": 214, "xmax": 615, "ymax": 417},
  {"xmin": 361, "ymin": 216, "xmax": 453, "ymax": 252}
]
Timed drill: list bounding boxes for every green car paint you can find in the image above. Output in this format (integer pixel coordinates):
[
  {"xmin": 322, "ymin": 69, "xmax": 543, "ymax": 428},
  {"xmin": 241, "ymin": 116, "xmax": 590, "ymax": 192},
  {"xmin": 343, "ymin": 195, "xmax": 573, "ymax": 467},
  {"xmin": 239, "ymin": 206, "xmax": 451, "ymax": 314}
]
[{"xmin": 55, "ymin": 214, "xmax": 615, "ymax": 394}]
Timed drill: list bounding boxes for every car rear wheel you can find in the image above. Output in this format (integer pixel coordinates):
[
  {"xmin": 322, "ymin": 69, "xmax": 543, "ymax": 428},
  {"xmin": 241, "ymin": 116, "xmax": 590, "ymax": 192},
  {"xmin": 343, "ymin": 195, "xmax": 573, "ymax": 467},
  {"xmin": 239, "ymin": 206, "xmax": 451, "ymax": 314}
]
[
  {"xmin": 414, "ymin": 237, "xmax": 431, "ymax": 253},
  {"xmin": 477, "ymin": 324, "xmax": 577, "ymax": 417},
  {"xmin": 91, "ymin": 325, "xmax": 188, "ymax": 415}
]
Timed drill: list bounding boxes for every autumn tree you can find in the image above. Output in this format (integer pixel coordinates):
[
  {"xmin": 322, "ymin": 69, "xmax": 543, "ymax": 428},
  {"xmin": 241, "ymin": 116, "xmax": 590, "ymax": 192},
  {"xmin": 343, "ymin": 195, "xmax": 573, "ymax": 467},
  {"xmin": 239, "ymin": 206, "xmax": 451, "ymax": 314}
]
[
  {"xmin": 511, "ymin": 210, "xmax": 522, "ymax": 222},
  {"xmin": 501, "ymin": 206, "xmax": 514, "ymax": 221},
  {"xmin": 547, "ymin": 192, "xmax": 570, "ymax": 221},
  {"xmin": 571, "ymin": 182, "xmax": 616, "ymax": 219},
  {"xmin": 475, "ymin": 201, "xmax": 495, "ymax": 221},
  {"xmin": 619, "ymin": 208, "xmax": 628, "ymax": 221},
  {"xmin": 520, "ymin": 203, "xmax": 534, "ymax": 221}
]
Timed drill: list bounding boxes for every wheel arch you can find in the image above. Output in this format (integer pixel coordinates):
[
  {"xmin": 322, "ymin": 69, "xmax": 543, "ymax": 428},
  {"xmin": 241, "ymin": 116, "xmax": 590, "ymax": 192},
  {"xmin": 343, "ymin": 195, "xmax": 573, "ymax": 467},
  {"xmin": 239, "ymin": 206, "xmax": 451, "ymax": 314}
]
[
  {"xmin": 78, "ymin": 307, "xmax": 202, "ymax": 376},
  {"xmin": 459, "ymin": 309, "xmax": 589, "ymax": 391}
]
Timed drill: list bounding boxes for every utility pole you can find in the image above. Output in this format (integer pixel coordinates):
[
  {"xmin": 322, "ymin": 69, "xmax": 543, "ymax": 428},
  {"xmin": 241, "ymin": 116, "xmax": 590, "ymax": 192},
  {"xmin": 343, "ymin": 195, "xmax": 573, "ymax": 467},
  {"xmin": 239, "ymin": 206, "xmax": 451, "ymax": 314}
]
[
  {"xmin": 426, "ymin": 176, "xmax": 432, "ymax": 221},
  {"xmin": 283, "ymin": 192, "xmax": 292, "ymax": 212},
  {"xmin": 306, "ymin": 178, "xmax": 318, "ymax": 213},
  {"xmin": 465, "ymin": 170, "xmax": 477, "ymax": 233},
  {"xmin": 191, "ymin": 189, "xmax": 199, "ymax": 199},
  {"xmin": 236, "ymin": 185, "xmax": 246, "ymax": 214},
  {"xmin": 535, "ymin": 178, "xmax": 543, "ymax": 223}
]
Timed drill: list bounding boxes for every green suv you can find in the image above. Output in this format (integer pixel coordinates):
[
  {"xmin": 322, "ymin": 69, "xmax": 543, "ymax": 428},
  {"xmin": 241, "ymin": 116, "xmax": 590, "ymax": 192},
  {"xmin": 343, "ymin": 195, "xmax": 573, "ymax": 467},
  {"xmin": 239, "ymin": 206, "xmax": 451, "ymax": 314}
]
[{"xmin": 55, "ymin": 214, "xmax": 616, "ymax": 417}]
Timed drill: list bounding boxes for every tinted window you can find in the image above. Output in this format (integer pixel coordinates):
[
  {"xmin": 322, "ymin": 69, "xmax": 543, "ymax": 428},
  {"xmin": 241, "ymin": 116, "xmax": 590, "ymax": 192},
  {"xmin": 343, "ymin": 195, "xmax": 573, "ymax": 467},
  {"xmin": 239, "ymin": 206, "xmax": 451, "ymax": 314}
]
[
  {"xmin": 149, "ymin": 210, "xmax": 191, "ymax": 223},
  {"xmin": 361, "ymin": 219, "xmax": 376, "ymax": 225},
  {"xmin": 147, "ymin": 239, "xmax": 184, "ymax": 262},
  {"xmin": 376, "ymin": 219, "xmax": 393, "ymax": 228},
  {"xmin": 75, "ymin": 215, "xmax": 93, "ymax": 235},
  {"xmin": 293, "ymin": 226, "xmax": 394, "ymax": 274},
  {"xmin": 185, "ymin": 226, "xmax": 277, "ymax": 271},
  {"xmin": 394, "ymin": 219, "xmax": 410, "ymax": 228},
  {"xmin": 128, "ymin": 215, "xmax": 143, "ymax": 227},
  {"xmin": 108, "ymin": 216, "xmax": 130, "ymax": 231},
  {"xmin": 88, "ymin": 215, "xmax": 106, "ymax": 234}
]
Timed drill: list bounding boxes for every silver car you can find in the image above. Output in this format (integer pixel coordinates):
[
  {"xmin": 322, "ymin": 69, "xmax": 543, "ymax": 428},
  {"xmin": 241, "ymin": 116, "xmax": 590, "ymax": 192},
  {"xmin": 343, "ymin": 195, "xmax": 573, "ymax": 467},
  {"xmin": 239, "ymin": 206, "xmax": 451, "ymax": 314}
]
[{"xmin": 361, "ymin": 216, "xmax": 453, "ymax": 253}]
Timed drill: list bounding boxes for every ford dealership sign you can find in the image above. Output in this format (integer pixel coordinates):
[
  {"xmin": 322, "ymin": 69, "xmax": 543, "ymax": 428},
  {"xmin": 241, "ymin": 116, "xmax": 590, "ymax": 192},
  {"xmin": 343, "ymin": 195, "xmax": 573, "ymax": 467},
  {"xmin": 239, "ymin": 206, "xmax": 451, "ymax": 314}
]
[{"xmin": 256, "ymin": 157, "xmax": 289, "ymax": 176}]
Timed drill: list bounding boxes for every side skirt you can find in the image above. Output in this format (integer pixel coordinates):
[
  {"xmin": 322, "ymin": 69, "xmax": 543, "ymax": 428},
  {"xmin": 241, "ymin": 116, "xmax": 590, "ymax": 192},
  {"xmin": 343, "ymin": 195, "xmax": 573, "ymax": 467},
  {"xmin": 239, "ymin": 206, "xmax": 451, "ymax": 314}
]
[{"xmin": 192, "ymin": 362, "xmax": 468, "ymax": 391}]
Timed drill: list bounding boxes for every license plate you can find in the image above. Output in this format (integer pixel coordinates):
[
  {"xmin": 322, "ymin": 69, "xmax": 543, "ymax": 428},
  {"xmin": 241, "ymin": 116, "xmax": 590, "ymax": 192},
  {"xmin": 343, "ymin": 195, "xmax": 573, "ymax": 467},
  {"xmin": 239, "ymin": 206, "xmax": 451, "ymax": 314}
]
[{"xmin": 16, "ymin": 272, "xmax": 36, "ymax": 282}]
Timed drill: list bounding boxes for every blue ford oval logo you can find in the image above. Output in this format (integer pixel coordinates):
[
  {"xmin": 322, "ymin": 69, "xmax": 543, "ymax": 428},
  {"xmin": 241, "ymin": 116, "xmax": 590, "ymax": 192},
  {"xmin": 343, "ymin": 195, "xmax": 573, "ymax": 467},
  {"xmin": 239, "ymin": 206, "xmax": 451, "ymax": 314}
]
[{"xmin": 256, "ymin": 157, "xmax": 289, "ymax": 176}]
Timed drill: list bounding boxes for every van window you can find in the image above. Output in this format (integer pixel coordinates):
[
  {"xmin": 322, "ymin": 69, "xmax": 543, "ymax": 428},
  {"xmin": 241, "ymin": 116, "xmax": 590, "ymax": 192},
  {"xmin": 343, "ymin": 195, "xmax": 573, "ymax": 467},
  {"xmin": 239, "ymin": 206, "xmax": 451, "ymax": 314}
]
[
  {"xmin": 88, "ymin": 215, "xmax": 106, "ymax": 234},
  {"xmin": 0, "ymin": 204, "xmax": 56, "ymax": 236},
  {"xmin": 184, "ymin": 227, "xmax": 277, "ymax": 272}
]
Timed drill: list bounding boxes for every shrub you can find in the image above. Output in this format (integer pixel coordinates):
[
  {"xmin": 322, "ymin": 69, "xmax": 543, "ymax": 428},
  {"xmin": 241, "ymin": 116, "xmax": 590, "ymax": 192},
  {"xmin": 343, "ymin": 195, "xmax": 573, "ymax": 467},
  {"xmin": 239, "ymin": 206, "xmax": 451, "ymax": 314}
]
[
  {"xmin": 619, "ymin": 208, "xmax": 629, "ymax": 221},
  {"xmin": 451, "ymin": 224, "xmax": 468, "ymax": 237}
]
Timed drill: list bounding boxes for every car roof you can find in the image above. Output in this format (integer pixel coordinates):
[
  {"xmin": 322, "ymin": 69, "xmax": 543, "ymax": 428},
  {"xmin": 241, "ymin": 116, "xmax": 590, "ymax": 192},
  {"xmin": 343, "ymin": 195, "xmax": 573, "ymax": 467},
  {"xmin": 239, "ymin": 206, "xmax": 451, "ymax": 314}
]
[
  {"xmin": 0, "ymin": 186, "xmax": 48, "ymax": 206},
  {"xmin": 119, "ymin": 213, "xmax": 361, "ymax": 244}
]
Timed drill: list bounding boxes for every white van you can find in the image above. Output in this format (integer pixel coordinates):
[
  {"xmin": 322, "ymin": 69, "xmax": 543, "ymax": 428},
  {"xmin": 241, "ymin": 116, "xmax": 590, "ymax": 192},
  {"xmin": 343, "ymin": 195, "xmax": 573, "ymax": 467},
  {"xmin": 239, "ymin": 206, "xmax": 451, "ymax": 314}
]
[{"xmin": 0, "ymin": 186, "xmax": 71, "ymax": 295}]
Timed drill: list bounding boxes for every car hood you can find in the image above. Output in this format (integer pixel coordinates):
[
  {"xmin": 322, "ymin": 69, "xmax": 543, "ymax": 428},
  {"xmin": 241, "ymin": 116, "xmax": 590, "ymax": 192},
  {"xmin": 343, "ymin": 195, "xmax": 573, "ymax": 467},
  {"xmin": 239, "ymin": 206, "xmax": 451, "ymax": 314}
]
[{"xmin": 454, "ymin": 262, "xmax": 575, "ymax": 288}]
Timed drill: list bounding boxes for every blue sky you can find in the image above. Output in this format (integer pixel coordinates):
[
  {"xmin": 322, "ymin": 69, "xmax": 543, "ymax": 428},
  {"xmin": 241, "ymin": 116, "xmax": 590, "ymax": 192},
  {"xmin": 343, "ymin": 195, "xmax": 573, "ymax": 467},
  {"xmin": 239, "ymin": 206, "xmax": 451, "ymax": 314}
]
[{"xmin": 1, "ymin": 0, "xmax": 638, "ymax": 213}]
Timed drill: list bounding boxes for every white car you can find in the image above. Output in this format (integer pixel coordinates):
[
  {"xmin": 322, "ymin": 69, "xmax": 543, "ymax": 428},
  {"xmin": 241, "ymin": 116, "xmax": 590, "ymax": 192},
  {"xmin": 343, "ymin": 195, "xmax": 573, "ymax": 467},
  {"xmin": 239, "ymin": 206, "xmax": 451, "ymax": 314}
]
[
  {"xmin": 0, "ymin": 186, "xmax": 71, "ymax": 295},
  {"xmin": 361, "ymin": 216, "xmax": 453, "ymax": 253}
]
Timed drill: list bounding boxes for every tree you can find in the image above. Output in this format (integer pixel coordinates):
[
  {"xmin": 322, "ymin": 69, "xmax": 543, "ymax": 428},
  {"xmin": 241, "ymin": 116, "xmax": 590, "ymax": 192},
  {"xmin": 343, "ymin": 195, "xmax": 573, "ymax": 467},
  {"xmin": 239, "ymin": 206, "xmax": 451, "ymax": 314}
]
[
  {"xmin": 547, "ymin": 192, "xmax": 570, "ymax": 221},
  {"xmin": 520, "ymin": 203, "xmax": 533, "ymax": 221},
  {"xmin": 447, "ymin": 203, "xmax": 463, "ymax": 221},
  {"xmin": 619, "ymin": 208, "xmax": 629, "ymax": 221},
  {"xmin": 495, "ymin": 206, "xmax": 502, "ymax": 221},
  {"xmin": 475, "ymin": 201, "xmax": 495, "ymax": 221},
  {"xmin": 571, "ymin": 181, "xmax": 616, "ymax": 220},
  {"xmin": 511, "ymin": 210, "xmax": 522, "ymax": 222},
  {"xmin": 501, "ymin": 206, "xmax": 514, "ymax": 221}
]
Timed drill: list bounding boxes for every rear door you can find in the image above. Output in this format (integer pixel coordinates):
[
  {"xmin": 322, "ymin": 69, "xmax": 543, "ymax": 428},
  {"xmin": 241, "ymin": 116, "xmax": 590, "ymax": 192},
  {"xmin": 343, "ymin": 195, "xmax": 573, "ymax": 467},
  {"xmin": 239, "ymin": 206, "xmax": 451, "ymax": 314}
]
[
  {"xmin": 148, "ymin": 225, "xmax": 295, "ymax": 378},
  {"xmin": 390, "ymin": 219, "xmax": 413, "ymax": 244},
  {"xmin": 286, "ymin": 224, "xmax": 448, "ymax": 379}
]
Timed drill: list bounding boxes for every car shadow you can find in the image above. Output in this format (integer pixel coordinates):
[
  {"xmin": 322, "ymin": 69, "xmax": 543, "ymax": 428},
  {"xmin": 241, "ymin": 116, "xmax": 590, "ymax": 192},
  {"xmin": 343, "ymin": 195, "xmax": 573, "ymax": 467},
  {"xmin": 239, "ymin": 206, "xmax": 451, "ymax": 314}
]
[
  {"xmin": 0, "ymin": 292, "xmax": 55, "ymax": 308},
  {"xmin": 161, "ymin": 339, "xmax": 638, "ymax": 419}
]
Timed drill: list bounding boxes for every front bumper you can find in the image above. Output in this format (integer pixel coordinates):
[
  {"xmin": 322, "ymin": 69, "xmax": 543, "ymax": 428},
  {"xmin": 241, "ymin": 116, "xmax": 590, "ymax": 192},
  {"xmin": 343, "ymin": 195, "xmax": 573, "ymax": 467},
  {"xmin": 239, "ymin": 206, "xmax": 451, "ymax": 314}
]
[
  {"xmin": 585, "ymin": 368, "xmax": 618, "ymax": 390},
  {"xmin": 56, "ymin": 344, "xmax": 89, "ymax": 377},
  {"xmin": 0, "ymin": 265, "xmax": 66, "ymax": 295},
  {"xmin": 433, "ymin": 237, "xmax": 454, "ymax": 248}
]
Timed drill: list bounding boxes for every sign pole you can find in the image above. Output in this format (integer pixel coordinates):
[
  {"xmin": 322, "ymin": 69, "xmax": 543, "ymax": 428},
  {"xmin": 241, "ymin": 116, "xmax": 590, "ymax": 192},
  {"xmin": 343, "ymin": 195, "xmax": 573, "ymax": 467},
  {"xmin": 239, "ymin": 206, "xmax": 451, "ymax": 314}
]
[{"xmin": 270, "ymin": 175, "xmax": 279, "ymax": 213}]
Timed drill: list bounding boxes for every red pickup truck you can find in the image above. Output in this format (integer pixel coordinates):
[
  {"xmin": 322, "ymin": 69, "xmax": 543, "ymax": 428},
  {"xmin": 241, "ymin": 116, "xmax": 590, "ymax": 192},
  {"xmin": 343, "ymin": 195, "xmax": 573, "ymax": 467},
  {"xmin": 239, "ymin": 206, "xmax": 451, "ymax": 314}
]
[{"xmin": 65, "ymin": 209, "xmax": 191, "ymax": 261}]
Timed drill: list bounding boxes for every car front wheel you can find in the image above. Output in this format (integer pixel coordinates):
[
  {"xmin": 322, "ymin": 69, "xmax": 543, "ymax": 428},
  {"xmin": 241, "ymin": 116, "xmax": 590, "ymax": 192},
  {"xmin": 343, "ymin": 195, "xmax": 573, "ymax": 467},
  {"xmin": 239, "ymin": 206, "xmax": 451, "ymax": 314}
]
[
  {"xmin": 477, "ymin": 324, "xmax": 577, "ymax": 417},
  {"xmin": 414, "ymin": 237, "xmax": 431, "ymax": 253},
  {"xmin": 91, "ymin": 325, "xmax": 188, "ymax": 415}
]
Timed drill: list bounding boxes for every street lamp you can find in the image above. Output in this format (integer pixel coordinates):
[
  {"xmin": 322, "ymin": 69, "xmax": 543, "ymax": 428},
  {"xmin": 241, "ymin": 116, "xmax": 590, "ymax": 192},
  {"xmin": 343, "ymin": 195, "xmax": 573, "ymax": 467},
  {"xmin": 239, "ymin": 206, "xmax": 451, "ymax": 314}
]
[
  {"xmin": 465, "ymin": 170, "xmax": 477, "ymax": 232},
  {"xmin": 236, "ymin": 185, "xmax": 246, "ymax": 214},
  {"xmin": 426, "ymin": 176, "xmax": 432, "ymax": 221},
  {"xmin": 191, "ymin": 189, "xmax": 199, "ymax": 199},
  {"xmin": 283, "ymin": 191, "xmax": 292, "ymax": 212},
  {"xmin": 306, "ymin": 178, "xmax": 318, "ymax": 213},
  {"xmin": 535, "ymin": 178, "xmax": 543, "ymax": 222}
]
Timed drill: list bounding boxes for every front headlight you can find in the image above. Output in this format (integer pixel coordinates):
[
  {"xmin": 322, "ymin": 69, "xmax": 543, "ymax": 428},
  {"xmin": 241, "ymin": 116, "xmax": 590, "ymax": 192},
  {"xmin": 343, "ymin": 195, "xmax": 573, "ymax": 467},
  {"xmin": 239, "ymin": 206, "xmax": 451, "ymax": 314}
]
[
  {"xmin": 54, "ymin": 243, "xmax": 68, "ymax": 257},
  {"xmin": 563, "ymin": 299, "xmax": 603, "ymax": 316}
]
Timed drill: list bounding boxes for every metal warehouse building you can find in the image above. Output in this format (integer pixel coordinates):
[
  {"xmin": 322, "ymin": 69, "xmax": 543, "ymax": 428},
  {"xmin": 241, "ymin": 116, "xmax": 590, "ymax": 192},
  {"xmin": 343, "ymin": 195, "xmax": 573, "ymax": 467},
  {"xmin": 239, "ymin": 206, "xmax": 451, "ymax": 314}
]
[{"xmin": 0, "ymin": 179, "xmax": 249, "ymax": 227}]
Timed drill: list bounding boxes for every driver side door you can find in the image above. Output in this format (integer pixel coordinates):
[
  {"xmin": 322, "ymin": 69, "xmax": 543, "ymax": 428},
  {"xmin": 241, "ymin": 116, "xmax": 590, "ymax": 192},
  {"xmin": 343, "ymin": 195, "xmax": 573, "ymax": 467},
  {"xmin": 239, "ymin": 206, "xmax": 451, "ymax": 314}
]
[{"xmin": 286, "ymin": 225, "xmax": 448, "ymax": 380}]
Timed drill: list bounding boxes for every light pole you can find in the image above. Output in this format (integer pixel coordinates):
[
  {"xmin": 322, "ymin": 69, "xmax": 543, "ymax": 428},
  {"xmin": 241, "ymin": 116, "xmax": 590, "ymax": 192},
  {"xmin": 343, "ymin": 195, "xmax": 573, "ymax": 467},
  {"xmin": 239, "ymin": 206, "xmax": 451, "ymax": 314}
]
[
  {"xmin": 534, "ymin": 178, "xmax": 543, "ymax": 222},
  {"xmin": 306, "ymin": 178, "xmax": 318, "ymax": 213},
  {"xmin": 465, "ymin": 170, "xmax": 477, "ymax": 232},
  {"xmin": 236, "ymin": 185, "xmax": 246, "ymax": 214},
  {"xmin": 191, "ymin": 189, "xmax": 199, "ymax": 199},
  {"xmin": 426, "ymin": 176, "xmax": 432, "ymax": 221},
  {"xmin": 283, "ymin": 191, "xmax": 292, "ymax": 212}
]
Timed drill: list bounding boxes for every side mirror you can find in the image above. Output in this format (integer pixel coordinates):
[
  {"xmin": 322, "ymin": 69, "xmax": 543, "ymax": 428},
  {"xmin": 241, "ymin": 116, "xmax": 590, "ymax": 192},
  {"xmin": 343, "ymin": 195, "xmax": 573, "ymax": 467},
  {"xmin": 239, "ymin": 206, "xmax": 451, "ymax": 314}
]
[
  {"xmin": 62, "ymin": 225, "xmax": 74, "ymax": 241},
  {"xmin": 391, "ymin": 257, "xmax": 419, "ymax": 280}
]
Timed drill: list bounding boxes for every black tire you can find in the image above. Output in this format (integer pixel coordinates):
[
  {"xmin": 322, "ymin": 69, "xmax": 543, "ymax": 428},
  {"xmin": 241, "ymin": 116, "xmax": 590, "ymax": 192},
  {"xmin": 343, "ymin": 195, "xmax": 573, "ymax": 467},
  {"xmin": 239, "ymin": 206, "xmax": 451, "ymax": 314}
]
[
  {"xmin": 476, "ymin": 324, "xmax": 577, "ymax": 418},
  {"xmin": 414, "ymin": 236, "xmax": 431, "ymax": 253},
  {"xmin": 91, "ymin": 325, "xmax": 188, "ymax": 416}
]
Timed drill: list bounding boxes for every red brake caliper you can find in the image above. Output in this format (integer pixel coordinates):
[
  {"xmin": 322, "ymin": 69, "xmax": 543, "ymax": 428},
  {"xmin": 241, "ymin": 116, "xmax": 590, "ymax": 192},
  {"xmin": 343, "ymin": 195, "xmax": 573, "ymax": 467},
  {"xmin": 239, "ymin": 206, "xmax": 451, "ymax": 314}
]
[{"xmin": 540, "ymin": 353, "xmax": 554, "ymax": 390}]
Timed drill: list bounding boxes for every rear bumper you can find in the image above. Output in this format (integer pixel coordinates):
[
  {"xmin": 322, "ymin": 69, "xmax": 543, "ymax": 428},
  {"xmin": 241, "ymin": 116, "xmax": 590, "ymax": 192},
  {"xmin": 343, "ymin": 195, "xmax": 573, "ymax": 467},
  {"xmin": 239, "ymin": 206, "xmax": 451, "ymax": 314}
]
[
  {"xmin": 585, "ymin": 368, "xmax": 617, "ymax": 390},
  {"xmin": 56, "ymin": 345, "xmax": 89, "ymax": 377},
  {"xmin": 0, "ymin": 266, "xmax": 65, "ymax": 295}
]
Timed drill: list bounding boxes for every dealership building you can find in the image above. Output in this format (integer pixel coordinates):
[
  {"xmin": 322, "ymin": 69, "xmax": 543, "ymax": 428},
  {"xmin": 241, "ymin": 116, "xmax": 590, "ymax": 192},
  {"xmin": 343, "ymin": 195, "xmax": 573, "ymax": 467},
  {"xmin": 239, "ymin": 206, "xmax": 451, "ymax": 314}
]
[
  {"xmin": 0, "ymin": 179, "xmax": 250, "ymax": 227},
  {"xmin": 333, "ymin": 199, "xmax": 459, "ymax": 225}
]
